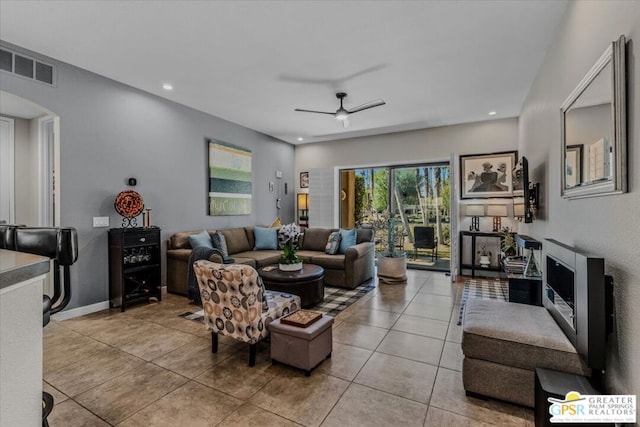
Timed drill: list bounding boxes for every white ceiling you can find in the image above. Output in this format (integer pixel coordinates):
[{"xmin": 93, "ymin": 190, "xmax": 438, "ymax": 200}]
[{"xmin": 0, "ymin": 1, "xmax": 567, "ymax": 145}]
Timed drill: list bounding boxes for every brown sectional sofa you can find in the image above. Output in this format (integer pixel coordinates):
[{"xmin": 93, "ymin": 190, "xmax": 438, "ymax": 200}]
[{"xmin": 166, "ymin": 226, "xmax": 375, "ymax": 295}]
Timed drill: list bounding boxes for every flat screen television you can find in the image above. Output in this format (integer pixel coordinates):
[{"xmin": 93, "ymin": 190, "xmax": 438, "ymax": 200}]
[
  {"xmin": 513, "ymin": 156, "xmax": 534, "ymax": 223},
  {"xmin": 543, "ymin": 239, "xmax": 610, "ymax": 372}
]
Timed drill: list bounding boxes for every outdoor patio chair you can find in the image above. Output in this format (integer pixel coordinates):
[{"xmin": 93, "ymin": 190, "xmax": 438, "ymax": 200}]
[{"xmin": 413, "ymin": 226, "xmax": 438, "ymax": 261}]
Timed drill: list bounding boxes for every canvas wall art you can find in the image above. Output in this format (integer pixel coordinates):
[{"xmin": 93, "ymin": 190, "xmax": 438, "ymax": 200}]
[
  {"xmin": 208, "ymin": 140, "xmax": 252, "ymax": 215},
  {"xmin": 460, "ymin": 151, "xmax": 517, "ymax": 199},
  {"xmin": 300, "ymin": 171, "xmax": 309, "ymax": 188}
]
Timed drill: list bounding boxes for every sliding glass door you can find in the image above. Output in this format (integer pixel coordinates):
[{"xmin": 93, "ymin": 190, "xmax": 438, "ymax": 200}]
[{"xmin": 339, "ymin": 162, "xmax": 450, "ymax": 272}]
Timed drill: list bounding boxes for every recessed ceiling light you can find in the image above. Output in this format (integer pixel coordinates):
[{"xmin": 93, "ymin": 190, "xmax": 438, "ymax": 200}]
[
  {"xmin": 297, "ymin": 137, "xmax": 304, "ymax": 141},
  {"xmin": 488, "ymin": 111, "xmax": 497, "ymax": 116},
  {"xmin": 162, "ymin": 83, "xmax": 173, "ymax": 91}
]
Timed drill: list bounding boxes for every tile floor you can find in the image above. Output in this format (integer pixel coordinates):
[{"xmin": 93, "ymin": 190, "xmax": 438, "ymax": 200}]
[{"xmin": 44, "ymin": 270, "xmax": 533, "ymax": 426}]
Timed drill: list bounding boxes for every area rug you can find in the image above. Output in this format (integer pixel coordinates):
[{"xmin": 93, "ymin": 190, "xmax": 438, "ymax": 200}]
[
  {"xmin": 457, "ymin": 278, "xmax": 508, "ymax": 325},
  {"xmin": 180, "ymin": 281, "xmax": 376, "ymax": 322}
]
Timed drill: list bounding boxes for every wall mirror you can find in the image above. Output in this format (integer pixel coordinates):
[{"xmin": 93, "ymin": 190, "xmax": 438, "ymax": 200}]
[{"xmin": 560, "ymin": 35, "xmax": 627, "ymax": 199}]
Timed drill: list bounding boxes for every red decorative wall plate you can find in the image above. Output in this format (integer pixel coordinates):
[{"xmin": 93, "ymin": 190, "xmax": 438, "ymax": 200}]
[{"xmin": 114, "ymin": 190, "xmax": 144, "ymax": 218}]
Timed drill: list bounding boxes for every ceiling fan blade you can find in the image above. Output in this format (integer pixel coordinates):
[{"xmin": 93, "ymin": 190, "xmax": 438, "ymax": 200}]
[
  {"xmin": 342, "ymin": 118, "xmax": 350, "ymax": 128},
  {"xmin": 294, "ymin": 108, "xmax": 335, "ymax": 115},
  {"xmin": 348, "ymin": 99, "xmax": 386, "ymax": 114}
]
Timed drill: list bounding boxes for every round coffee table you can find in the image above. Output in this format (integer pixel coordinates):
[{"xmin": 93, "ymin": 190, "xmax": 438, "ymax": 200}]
[{"xmin": 258, "ymin": 264, "xmax": 324, "ymax": 308}]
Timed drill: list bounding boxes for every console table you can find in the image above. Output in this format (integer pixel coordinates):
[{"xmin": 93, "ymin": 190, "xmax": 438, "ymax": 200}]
[{"xmin": 459, "ymin": 231, "xmax": 503, "ymax": 278}]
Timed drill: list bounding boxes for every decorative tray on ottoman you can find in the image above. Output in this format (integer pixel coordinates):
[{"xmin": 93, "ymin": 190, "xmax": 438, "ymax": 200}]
[{"xmin": 281, "ymin": 310, "xmax": 323, "ymax": 328}]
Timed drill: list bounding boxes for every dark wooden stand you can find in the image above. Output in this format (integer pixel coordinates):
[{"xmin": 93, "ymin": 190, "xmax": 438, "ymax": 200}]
[{"xmin": 108, "ymin": 227, "xmax": 162, "ymax": 311}]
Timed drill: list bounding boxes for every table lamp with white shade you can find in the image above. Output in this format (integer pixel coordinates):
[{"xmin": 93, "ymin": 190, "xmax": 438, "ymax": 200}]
[
  {"xmin": 486, "ymin": 204, "xmax": 508, "ymax": 232},
  {"xmin": 465, "ymin": 204, "xmax": 485, "ymax": 232}
]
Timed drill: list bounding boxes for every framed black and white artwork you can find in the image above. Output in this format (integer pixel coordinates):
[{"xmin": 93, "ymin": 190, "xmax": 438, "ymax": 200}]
[{"xmin": 460, "ymin": 151, "xmax": 517, "ymax": 199}]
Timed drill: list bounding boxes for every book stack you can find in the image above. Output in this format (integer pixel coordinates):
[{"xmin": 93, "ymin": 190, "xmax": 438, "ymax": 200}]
[{"xmin": 503, "ymin": 256, "xmax": 526, "ymax": 274}]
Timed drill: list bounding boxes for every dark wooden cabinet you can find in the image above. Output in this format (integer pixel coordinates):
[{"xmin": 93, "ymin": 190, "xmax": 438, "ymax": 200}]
[
  {"xmin": 508, "ymin": 274, "xmax": 542, "ymax": 306},
  {"xmin": 507, "ymin": 234, "xmax": 542, "ymax": 306},
  {"xmin": 109, "ymin": 227, "xmax": 162, "ymax": 311}
]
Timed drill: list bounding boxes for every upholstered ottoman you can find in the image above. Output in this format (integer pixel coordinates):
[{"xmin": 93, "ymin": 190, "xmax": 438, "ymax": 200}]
[
  {"xmin": 462, "ymin": 299, "xmax": 590, "ymax": 407},
  {"xmin": 268, "ymin": 314, "xmax": 333, "ymax": 376}
]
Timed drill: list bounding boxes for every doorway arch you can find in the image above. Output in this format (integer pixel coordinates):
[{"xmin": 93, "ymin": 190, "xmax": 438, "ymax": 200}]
[{"xmin": 0, "ymin": 91, "xmax": 60, "ymax": 227}]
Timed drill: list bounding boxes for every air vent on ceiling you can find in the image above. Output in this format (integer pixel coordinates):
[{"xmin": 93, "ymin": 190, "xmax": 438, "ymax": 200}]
[{"xmin": 0, "ymin": 47, "xmax": 56, "ymax": 86}]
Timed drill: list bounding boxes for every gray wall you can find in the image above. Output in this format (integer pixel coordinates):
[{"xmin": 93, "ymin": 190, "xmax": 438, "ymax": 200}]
[
  {"xmin": 0, "ymin": 42, "xmax": 295, "ymax": 310},
  {"xmin": 295, "ymin": 117, "xmax": 520, "ymax": 234},
  {"xmin": 295, "ymin": 117, "xmax": 519, "ymax": 179},
  {"xmin": 518, "ymin": 1, "xmax": 639, "ymax": 396}
]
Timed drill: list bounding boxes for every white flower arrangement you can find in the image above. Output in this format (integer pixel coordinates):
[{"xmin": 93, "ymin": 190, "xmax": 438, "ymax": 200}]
[
  {"xmin": 279, "ymin": 223, "xmax": 302, "ymax": 265},
  {"xmin": 280, "ymin": 223, "xmax": 301, "ymax": 242}
]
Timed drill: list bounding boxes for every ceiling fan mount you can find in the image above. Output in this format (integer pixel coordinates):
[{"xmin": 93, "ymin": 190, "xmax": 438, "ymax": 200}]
[{"xmin": 295, "ymin": 92, "xmax": 385, "ymax": 128}]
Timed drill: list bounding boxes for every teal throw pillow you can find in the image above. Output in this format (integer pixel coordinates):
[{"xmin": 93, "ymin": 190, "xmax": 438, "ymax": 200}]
[
  {"xmin": 188, "ymin": 230, "xmax": 214, "ymax": 249},
  {"xmin": 338, "ymin": 228, "xmax": 357, "ymax": 254},
  {"xmin": 254, "ymin": 226, "xmax": 278, "ymax": 250}
]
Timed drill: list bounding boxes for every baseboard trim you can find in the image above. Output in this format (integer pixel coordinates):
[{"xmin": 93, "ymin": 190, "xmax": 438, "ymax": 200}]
[{"xmin": 52, "ymin": 300, "xmax": 110, "ymax": 321}]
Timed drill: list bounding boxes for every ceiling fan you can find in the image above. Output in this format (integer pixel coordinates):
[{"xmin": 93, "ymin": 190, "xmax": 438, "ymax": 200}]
[{"xmin": 295, "ymin": 92, "xmax": 385, "ymax": 128}]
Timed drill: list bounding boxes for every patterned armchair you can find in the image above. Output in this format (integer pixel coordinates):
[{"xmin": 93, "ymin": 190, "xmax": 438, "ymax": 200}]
[{"xmin": 193, "ymin": 260, "xmax": 300, "ymax": 366}]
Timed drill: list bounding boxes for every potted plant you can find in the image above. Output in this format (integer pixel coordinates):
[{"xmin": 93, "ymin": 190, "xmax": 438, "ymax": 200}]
[
  {"xmin": 373, "ymin": 213, "xmax": 407, "ymax": 284},
  {"xmin": 477, "ymin": 245, "xmax": 492, "ymax": 268},
  {"xmin": 278, "ymin": 223, "xmax": 303, "ymax": 271},
  {"xmin": 499, "ymin": 227, "xmax": 517, "ymax": 257}
]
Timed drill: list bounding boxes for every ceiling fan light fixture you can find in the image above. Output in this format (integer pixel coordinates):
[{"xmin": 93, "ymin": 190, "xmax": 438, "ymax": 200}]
[
  {"xmin": 294, "ymin": 91, "xmax": 383, "ymax": 125},
  {"xmin": 335, "ymin": 109, "xmax": 349, "ymax": 120}
]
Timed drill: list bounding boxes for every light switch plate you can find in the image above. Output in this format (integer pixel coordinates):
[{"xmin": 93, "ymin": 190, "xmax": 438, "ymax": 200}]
[
  {"xmin": 93, "ymin": 216, "xmax": 110, "ymax": 227},
  {"xmin": 275, "ymin": 170, "xmax": 283, "ymax": 179}
]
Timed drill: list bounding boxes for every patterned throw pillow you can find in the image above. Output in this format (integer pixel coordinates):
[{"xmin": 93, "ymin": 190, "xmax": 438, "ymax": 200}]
[
  {"xmin": 325, "ymin": 231, "xmax": 342, "ymax": 255},
  {"xmin": 211, "ymin": 231, "xmax": 229, "ymax": 256}
]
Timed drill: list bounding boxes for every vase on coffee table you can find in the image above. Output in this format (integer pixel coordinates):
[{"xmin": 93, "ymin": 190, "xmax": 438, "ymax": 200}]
[{"xmin": 279, "ymin": 262, "xmax": 303, "ymax": 272}]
